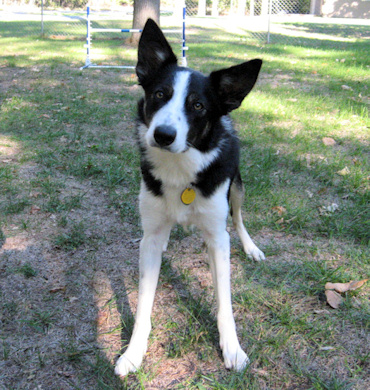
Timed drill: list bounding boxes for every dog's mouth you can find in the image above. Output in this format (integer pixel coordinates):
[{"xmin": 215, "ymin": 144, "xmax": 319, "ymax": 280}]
[{"xmin": 149, "ymin": 139, "xmax": 189, "ymax": 154}]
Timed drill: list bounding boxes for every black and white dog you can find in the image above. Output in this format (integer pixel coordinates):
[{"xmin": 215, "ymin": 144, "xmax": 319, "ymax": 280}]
[{"xmin": 115, "ymin": 19, "xmax": 265, "ymax": 376}]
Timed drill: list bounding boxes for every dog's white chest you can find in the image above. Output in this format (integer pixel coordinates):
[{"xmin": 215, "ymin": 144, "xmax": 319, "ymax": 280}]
[{"xmin": 147, "ymin": 145, "xmax": 221, "ymax": 188}]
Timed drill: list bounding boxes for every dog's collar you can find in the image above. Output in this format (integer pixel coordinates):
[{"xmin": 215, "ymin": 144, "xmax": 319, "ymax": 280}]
[{"xmin": 181, "ymin": 184, "xmax": 196, "ymax": 205}]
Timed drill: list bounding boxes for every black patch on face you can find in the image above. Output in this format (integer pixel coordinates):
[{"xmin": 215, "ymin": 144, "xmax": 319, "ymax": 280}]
[
  {"xmin": 137, "ymin": 99, "xmax": 163, "ymax": 196},
  {"xmin": 140, "ymin": 65, "xmax": 178, "ymax": 127},
  {"xmin": 184, "ymin": 71, "xmax": 223, "ymax": 152}
]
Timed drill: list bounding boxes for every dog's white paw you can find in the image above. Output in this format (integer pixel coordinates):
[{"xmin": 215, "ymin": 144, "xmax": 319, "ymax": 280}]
[
  {"xmin": 114, "ymin": 350, "xmax": 143, "ymax": 376},
  {"xmin": 222, "ymin": 345, "xmax": 250, "ymax": 371},
  {"xmin": 245, "ymin": 244, "xmax": 265, "ymax": 262}
]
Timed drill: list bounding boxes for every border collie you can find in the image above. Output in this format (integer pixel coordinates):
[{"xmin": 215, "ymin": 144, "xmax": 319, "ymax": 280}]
[{"xmin": 115, "ymin": 19, "xmax": 265, "ymax": 376}]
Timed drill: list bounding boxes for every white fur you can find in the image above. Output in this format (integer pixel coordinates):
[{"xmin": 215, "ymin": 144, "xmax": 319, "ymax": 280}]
[
  {"xmin": 230, "ymin": 182, "xmax": 266, "ymax": 262},
  {"xmin": 145, "ymin": 71, "xmax": 191, "ymax": 153},
  {"xmin": 116, "ymin": 179, "xmax": 251, "ymax": 376}
]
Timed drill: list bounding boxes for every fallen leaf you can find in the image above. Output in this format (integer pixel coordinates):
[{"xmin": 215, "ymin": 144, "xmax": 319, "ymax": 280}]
[
  {"xmin": 30, "ymin": 205, "xmax": 41, "ymax": 214},
  {"xmin": 319, "ymin": 346, "xmax": 335, "ymax": 351},
  {"xmin": 325, "ymin": 290, "xmax": 343, "ymax": 309},
  {"xmin": 341, "ymin": 85, "xmax": 352, "ymax": 91},
  {"xmin": 322, "ymin": 137, "xmax": 336, "ymax": 146},
  {"xmin": 314, "ymin": 309, "xmax": 330, "ymax": 314},
  {"xmin": 337, "ymin": 167, "xmax": 350, "ymax": 176},
  {"xmin": 325, "ymin": 279, "xmax": 368, "ymax": 293},
  {"xmin": 96, "ymin": 310, "xmax": 109, "ymax": 326},
  {"xmin": 348, "ymin": 279, "xmax": 368, "ymax": 290},
  {"xmin": 318, "ymin": 188, "xmax": 328, "ymax": 195},
  {"xmin": 325, "ymin": 281, "xmax": 350, "ymax": 293},
  {"xmin": 30, "ymin": 191, "xmax": 42, "ymax": 198},
  {"xmin": 49, "ymin": 286, "xmax": 66, "ymax": 293},
  {"xmin": 252, "ymin": 368, "xmax": 269, "ymax": 377},
  {"xmin": 272, "ymin": 206, "xmax": 286, "ymax": 215},
  {"xmin": 321, "ymin": 203, "xmax": 339, "ymax": 214}
]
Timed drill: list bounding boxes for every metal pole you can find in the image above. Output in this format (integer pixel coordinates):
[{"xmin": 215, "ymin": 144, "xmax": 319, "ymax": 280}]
[
  {"xmin": 80, "ymin": 7, "xmax": 92, "ymax": 69},
  {"xmin": 182, "ymin": 5, "xmax": 187, "ymax": 67},
  {"xmin": 267, "ymin": 0, "xmax": 272, "ymax": 43},
  {"xmin": 41, "ymin": 0, "xmax": 44, "ymax": 36}
]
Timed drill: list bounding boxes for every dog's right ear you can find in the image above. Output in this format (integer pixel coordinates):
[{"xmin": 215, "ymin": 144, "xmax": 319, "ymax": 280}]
[{"xmin": 136, "ymin": 19, "xmax": 177, "ymax": 86}]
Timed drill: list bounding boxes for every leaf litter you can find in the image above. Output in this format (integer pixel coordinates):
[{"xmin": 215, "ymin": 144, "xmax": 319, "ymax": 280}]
[{"xmin": 325, "ymin": 279, "xmax": 368, "ymax": 308}]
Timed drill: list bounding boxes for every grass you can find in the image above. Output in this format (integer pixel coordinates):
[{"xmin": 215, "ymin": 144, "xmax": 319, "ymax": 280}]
[{"xmin": 0, "ymin": 18, "xmax": 369, "ymax": 390}]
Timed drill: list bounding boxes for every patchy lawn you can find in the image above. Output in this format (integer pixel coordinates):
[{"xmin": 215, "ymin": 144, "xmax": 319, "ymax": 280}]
[{"xmin": 0, "ymin": 21, "xmax": 369, "ymax": 390}]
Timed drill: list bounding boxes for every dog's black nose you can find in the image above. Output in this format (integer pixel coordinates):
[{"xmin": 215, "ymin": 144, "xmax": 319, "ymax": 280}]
[{"xmin": 154, "ymin": 126, "xmax": 176, "ymax": 147}]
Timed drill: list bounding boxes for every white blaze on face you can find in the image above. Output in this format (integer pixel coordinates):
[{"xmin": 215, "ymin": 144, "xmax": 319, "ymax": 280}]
[{"xmin": 146, "ymin": 71, "xmax": 191, "ymax": 153}]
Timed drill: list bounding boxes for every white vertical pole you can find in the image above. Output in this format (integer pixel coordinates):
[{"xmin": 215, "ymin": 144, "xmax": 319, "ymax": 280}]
[
  {"xmin": 267, "ymin": 0, "xmax": 272, "ymax": 43},
  {"xmin": 80, "ymin": 7, "xmax": 92, "ymax": 69},
  {"xmin": 41, "ymin": 0, "xmax": 44, "ymax": 35}
]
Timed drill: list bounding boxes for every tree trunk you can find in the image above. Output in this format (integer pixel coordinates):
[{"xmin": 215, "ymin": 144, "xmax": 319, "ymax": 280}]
[{"xmin": 128, "ymin": 0, "xmax": 160, "ymax": 46}]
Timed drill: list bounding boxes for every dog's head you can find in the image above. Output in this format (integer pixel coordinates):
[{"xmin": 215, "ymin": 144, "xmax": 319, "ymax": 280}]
[{"xmin": 136, "ymin": 19, "xmax": 262, "ymax": 153}]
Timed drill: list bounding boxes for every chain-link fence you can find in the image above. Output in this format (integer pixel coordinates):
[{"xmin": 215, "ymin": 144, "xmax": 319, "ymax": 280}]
[
  {"xmin": 0, "ymin": 2, "xmax": 183, "ymax": 38},
  {"xmin": 1, "ymin": 0, "xmax": 369, "ymax": 44},
  {"xmin": 184, "ymin": 0, "xmax": 369, "ymax": 44}
]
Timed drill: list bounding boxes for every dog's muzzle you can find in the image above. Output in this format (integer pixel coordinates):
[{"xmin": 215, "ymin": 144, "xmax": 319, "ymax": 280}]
[{"xmin": 153, "ymin": 125, "xmax": 177, "ymax": 148}]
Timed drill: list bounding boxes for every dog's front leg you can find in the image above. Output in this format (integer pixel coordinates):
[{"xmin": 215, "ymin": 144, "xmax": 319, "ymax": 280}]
[
  {"xmin": 115, "ymin": 225, "xmax": 171, "ymax": 376},
  {"xmin": 207, "ymin": 230, "xmax": 249, "ymax": 371}
]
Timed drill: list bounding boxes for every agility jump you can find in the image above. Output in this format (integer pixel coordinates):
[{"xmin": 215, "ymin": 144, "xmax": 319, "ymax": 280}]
[{"xmin": 80, "ymin": 6, "xmax": 187, "ymax": 70}]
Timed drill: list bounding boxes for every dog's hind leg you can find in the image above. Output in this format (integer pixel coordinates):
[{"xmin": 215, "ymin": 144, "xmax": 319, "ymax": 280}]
[
  {"xmin": 230, "ymin": 173, "xmax": 265, "ymax": 261},
  {"xmin": 115, "ymin": 220, "xmax": 172, "ymax": 376}
]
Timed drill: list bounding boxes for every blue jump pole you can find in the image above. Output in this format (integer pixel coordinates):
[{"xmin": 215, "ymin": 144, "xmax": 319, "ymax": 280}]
[{"xmin": 182, "ymin": 5, "xmax": 187, "ymax": 67}]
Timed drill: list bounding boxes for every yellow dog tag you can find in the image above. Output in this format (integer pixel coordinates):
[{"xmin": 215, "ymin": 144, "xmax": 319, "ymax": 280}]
[{"xmin": 181, "ymin": 187, "xmax": 196, "ymax": 205}]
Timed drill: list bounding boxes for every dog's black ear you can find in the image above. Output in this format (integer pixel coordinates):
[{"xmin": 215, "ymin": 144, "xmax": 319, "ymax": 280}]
[
  {"xmin": 209, "ymin": 59, "xmax": 262, "ymax": 114},
  {"xmin": 136, "ymin": 19, "xmax": 177, "ymax": 85}
]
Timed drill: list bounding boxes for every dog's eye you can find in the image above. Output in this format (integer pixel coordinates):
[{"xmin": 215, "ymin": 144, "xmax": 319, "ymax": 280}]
[
  {"xmin": 193, "ymin": 102, "xmax": 204, "ymax": 111},
  {"xmin": 155, "ymin": 91, "xmax": 164, "ymax": 99}
]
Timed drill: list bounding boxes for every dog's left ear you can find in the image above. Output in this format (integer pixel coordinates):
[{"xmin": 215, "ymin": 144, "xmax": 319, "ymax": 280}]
[
  {"xmin": 136, "ymin": 18, "xmax": 178, "ymax": 86},
  {"xmin": 209, "ymin": 59, "xmax": 262, "ymax": 114}
]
